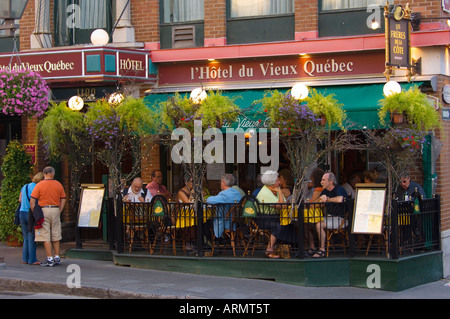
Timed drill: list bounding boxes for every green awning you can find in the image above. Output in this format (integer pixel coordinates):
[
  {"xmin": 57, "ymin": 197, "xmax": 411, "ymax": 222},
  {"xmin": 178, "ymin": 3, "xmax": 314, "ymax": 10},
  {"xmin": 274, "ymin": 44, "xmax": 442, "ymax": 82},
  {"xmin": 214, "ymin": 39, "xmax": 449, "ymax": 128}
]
[{"xmin": 144, "ymin": 82, "xmax": 423, "ymax": 130}]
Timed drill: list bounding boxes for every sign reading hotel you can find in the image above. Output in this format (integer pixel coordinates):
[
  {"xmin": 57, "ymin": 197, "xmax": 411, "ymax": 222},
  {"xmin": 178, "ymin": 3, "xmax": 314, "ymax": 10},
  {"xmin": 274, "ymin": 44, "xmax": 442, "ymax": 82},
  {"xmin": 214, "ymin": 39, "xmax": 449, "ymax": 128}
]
[
  {"xmin": 158, "ymin": 51, "xmax": 385, "ymax": 86},
  {"xmin": 0, "ymin": 47, "xmax": 155, "ymax": 84}
]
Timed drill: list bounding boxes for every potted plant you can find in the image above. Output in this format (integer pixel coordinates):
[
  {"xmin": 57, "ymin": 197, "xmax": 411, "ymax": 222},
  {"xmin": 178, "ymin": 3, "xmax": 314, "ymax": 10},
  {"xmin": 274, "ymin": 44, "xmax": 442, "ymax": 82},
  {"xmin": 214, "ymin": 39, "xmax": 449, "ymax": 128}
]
[
  {"xmin": 304, "ymin": 89, "xmax": 347, "ymax": 129},
  {"xmin": 260, "ymin": 89, "xmax": 352, "ymax": 206},
  {"xmin": 378, "ymin": 87, "xmax": 441, "ymax": 131},
  {"xmin": 0, "ymin": 141, "xmax": 33, "ymax": 245},
  {"xmin": 0, "ymin": 69, "xmax": 50, "ymax": 117}
]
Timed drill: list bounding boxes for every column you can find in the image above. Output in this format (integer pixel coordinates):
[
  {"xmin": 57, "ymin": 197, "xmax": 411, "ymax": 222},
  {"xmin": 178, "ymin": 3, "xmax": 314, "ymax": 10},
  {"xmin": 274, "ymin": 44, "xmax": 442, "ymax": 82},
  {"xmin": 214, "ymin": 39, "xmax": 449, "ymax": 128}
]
[
  {"xmin": 113, "ymin": 0, "xmax": 135, "ymax": 43},
  {"xmin": 30, "ymin": 0, "xmax": 52, "ymax": 48}
]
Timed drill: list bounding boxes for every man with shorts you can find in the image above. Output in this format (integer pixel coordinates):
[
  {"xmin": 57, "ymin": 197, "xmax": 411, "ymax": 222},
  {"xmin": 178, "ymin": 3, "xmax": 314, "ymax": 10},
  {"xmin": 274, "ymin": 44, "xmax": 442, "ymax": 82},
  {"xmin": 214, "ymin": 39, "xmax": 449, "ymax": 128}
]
[{"xmin": 30, "ymin": 166, "xmax": 66, "ymax": 267}]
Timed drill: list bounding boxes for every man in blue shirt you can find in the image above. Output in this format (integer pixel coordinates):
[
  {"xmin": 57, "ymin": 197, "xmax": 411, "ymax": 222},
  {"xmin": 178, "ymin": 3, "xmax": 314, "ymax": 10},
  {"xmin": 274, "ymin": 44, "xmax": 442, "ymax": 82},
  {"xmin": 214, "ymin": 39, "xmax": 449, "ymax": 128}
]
[
  {"xmin": 207, "ymin": 174, "xmax": 242, "ymax": 238},
  {"xmin": 395, "ymin": 172, "xmax": 426, "ymax": 200},
  {"xmin": 313, "ymin": 172, "xmax": 348, "ymax": 258}
]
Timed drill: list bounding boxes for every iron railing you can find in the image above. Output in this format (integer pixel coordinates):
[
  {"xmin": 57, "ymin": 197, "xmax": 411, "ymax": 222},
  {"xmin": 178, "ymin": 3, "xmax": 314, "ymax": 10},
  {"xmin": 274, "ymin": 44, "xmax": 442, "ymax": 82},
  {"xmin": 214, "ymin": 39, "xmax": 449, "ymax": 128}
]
[{"xmin": 115, "ymin": 194, "xmax": 441, "ymax": 259}]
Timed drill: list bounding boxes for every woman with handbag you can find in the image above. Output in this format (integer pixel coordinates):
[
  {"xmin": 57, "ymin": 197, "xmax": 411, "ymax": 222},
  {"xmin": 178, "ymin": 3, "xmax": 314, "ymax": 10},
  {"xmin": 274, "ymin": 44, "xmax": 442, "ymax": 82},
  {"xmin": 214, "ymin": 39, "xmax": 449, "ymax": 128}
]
[{"xmin": 18, "ymin": 172, "xmax": 44, "ymax": 265}]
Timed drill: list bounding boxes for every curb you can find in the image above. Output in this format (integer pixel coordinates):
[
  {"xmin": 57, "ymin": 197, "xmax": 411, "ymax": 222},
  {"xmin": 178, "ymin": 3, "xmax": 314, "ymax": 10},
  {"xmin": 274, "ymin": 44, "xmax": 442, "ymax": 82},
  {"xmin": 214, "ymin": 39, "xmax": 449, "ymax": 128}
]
[{"xmin": 0, "ymin": 277, "xmax": 200, "ymax": 299}]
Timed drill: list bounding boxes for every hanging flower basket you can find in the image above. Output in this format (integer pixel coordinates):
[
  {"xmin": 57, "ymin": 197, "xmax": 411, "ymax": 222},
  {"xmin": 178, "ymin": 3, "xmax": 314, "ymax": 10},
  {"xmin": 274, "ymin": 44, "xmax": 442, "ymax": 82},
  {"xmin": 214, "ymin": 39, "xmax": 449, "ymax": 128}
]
[{"xmin": 0, "ymin": 69, "xmax": 50, "ymax": 117}]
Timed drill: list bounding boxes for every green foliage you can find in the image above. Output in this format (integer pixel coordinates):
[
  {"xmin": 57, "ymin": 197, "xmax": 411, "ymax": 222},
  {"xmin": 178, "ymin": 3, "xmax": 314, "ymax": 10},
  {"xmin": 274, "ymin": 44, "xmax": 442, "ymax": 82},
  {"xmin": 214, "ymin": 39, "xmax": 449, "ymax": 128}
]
[
  {"xmin": 0, "ymin": 141, "xmax": 33, "ymax": 242},
  {"xmin": 38, "ymin": 101, "xmax": 87, "ymax": 160},
  {"xmin": 304, "ymin": 89, "xmax": 347, "ymax": 129},
  {"xmin": 378, "ymin": 87, "xmax": 441, "ymax": 131},
  {"xmin": 154, "ymin": 90, "xmax": 240, "ymax": 134},
  {"xmin": 261, "ymin": 90, "xmax": 322, "ymax": 137}
]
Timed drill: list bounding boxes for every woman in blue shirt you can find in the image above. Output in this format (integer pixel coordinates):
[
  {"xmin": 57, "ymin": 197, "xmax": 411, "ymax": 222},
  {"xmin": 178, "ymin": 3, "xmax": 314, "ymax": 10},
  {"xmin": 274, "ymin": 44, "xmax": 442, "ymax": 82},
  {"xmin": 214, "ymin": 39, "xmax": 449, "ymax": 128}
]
[{"xmin": 18, "ymin": 172, "xmax": 44, "ymax": 265}]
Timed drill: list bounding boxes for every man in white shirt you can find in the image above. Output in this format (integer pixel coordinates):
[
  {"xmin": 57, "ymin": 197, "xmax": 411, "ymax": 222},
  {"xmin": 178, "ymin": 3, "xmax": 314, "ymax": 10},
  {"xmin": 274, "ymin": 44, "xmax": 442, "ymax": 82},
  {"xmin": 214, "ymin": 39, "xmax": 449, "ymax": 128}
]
[{"xmin": 122, "ymin": 177, "xmax": 152, "ymax": 203}]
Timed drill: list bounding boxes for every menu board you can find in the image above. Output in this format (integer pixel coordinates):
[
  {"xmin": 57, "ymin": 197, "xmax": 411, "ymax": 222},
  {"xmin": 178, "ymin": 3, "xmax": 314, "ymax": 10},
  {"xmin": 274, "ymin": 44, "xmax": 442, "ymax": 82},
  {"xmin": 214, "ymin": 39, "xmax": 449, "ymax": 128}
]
[
  {"xmin": 352, "ymin": 184, "xmax": 386, "ymax": 234},
  {"xmin": 77, "ymin": 185, "xmax": 105, "ymax": 228}
]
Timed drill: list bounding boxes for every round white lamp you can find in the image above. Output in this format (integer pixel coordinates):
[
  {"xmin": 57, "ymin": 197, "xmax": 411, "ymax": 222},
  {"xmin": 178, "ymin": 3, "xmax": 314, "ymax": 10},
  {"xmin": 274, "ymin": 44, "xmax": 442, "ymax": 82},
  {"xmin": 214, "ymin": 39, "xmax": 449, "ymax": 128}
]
[
  {"xmin": 190, "ymin": 88, "xmax": 207, "ymax": 104},
  {"xmin": 291, "ymin": 83, "xmax": 309, "ymax": 100},
  {"xmin": 108, "ymin": 92, "xmax": 124, "ymax": 106},
  {"xmin": 383, "ymin": 81, "xmax": 402, "ymax": 96},
  {"xmin": 90, "ymin": 29, "xmax": 109, "ymax": 46},
  {"xmin": 68, "ymin": 96, "xmax": 84, "ymax": 111}
]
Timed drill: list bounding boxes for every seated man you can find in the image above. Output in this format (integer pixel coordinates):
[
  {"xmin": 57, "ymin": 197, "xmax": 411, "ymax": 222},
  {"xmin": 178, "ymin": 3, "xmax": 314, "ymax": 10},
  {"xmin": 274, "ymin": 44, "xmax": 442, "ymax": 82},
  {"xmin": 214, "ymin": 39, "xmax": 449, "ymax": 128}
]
[
  {"xmin": 395, "ymin": 172, "xmax": 426, "ymax": 200},
  {"xmin": 314, "ymin": 172, "xmax": 348, "ymax": 258},
  {"xmin": 123, "ymin": 177, "xmax": 152, "ymax": 203},
  {"xmin": 206, "ymin": 174, "xmax": 242, "ymax": 239},
  {"xmin": 146, "ymin": 170, "xmax": 172, "ymax": 199}
]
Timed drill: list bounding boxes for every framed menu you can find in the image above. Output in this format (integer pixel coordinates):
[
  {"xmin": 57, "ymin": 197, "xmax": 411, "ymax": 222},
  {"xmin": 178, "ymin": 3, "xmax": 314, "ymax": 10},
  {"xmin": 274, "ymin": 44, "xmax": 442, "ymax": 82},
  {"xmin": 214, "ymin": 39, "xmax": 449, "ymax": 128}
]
[
  {"xmin": 351, "ymin": 183, "xmax": 386, "ymax": 234},
  {"xmin": 77, "ymin": 184, "xmax": 105, "ymax": 228}
]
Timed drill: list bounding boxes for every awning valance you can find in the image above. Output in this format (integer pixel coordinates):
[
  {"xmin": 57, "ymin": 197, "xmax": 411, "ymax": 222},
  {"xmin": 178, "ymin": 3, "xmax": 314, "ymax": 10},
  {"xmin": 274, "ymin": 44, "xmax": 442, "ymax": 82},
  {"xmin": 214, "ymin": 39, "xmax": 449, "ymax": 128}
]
[{"xmin": 144, "ymin": 82, "xmax": 424, "ymax": 130}]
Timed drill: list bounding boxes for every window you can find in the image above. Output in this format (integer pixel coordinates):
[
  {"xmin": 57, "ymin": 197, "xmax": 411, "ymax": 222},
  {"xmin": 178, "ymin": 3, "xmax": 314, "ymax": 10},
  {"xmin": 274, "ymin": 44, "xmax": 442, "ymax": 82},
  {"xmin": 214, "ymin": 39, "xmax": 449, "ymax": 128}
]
[
  {"xmin": 54, "ymin": 0, "xmax": 114, "ymax": 46},
  {"xmin": 321, "ymin": 0, "xmax": 392, "ymax": 11},
  {"xmin": 162, "ymin": 0, "xmax": 204, "ymax": 23},
  {"xmin": 230, "ymin": 0, "xmax": 294, "ymax": 18}
]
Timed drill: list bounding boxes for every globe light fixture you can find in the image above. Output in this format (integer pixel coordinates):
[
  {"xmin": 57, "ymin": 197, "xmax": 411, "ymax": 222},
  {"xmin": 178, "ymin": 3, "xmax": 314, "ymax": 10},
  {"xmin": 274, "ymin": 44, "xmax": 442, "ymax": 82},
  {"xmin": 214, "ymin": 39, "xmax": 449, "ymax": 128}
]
[
  {"xmin": 383, "ymin": 80, "xmax": 402, "ymax": 96},
  {"xmin": 68, "ymin": 96, "xmax": 84, "ymax": 111},
  {"xmin": 291, "ymin": 83, "xmax": 309, "ymax": 100},
  {"xmin": 190, "ymin": 88, "xmax": 207, "ymax": 104},
  {"xmin": 109, "ymin": 92, "xmax": 124, "ymax": 106},
  {"xmin": 90, "ymin": 29, "xmax": 109, "ymax": 46}
]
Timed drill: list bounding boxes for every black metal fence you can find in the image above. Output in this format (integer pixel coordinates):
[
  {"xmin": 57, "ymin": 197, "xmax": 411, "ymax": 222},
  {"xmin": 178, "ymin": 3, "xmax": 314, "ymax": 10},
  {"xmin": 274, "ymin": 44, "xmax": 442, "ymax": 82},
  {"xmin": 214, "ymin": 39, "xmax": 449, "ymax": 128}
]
[{"xmin": 114, "ymin": 194, "xmax": 441, "ymax": 259}]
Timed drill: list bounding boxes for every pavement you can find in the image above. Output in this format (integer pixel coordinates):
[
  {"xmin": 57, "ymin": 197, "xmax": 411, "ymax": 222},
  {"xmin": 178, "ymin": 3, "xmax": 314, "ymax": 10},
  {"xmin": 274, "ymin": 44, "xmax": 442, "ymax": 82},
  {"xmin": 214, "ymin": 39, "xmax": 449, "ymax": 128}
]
[{"xmin": 1, "ymin": 241, "xmax": 449, "ymax": 300}]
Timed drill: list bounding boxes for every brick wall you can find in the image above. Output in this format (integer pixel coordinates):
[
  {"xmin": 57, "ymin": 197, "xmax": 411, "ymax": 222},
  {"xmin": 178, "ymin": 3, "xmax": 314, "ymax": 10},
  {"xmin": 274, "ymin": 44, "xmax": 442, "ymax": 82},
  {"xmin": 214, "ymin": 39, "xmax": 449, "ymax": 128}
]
[
  {"xmin": 204, "ymin": 0, "xmax": 226, "ymax": 39},
  {"xmin": 132, "ymin": 0, "xmax": 160, "ymax": 43}
]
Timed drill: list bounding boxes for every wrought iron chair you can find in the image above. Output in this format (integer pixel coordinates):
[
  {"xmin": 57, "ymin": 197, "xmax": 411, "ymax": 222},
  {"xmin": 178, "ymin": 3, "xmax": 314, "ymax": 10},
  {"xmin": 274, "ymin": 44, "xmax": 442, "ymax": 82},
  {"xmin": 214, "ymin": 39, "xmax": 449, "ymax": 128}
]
[
  {"xmin": 123, "ymin": 202, "xmax": 151, "ymax": 253},
  {"xmin": 209, "ymin": 202, "xmax": 240, "ymax": 257},
  {"xmin": 149, "ymin": 195, "xmax": 175, "ymax": 255},
  {"xmin": 238, "ymin": 195, "xmax": 270, "ymax": 257}
]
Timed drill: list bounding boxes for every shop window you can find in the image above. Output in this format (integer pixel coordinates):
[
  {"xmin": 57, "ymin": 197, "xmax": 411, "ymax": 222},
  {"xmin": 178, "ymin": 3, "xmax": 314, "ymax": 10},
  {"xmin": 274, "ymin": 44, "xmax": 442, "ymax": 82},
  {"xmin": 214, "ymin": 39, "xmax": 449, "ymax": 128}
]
[
  {"xmin": 321, "ymin": 0, "xmax": 389, "ymax": 11},
  {"xmin": 318, "ymin": 0, "xmax": 393, "ymax": 37},
  {"xmin": 230, "ymin": 0, "xmax": 294, "ymax": 18},
  {"xmin": 54, "ymin": 0, "xmax": 114, "ymax": 46},
  {"xmin": 160, "ymin": 0, "xmax": 204, "ymax": 49},
  {"xmin": 162, "ymin": 0, "xmax": 204, "ymax": 23},
  {"xmin": 227, "ymin": 0, "xmax": 294, "ymax": 45}
]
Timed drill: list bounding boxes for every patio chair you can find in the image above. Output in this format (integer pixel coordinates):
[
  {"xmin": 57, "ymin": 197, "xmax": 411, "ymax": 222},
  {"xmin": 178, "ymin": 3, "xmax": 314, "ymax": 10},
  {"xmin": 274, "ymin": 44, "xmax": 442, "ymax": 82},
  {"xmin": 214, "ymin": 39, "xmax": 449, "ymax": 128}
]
[
  {"xmin": 123, "ymin": 202, "xmax": 151, "ymax": 253},
  {"xmin": 209, "ymin": 203, "xmax": 240, "ymax": 257},
  {"xmin": 238, "ymin": 195, "xmax": 270, "ymax": 257},
  {"xmin": 149, "ymin": 195, "xmax": 175, "ymax": 255}
]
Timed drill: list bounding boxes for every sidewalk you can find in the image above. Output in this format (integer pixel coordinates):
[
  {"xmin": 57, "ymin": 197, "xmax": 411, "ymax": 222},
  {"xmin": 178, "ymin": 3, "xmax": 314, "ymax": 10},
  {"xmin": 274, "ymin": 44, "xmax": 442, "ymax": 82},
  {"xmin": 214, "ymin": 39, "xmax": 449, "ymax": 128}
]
[{"xmin": 1, "ymin": 242, "xmax": 449, "ymax": 299}]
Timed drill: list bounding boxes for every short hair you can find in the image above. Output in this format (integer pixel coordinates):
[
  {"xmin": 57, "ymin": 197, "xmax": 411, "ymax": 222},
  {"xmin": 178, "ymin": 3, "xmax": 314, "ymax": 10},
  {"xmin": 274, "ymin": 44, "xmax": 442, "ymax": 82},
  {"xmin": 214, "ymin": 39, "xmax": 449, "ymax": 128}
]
[
  {"xmin": 325, "ymin": 172, "xmax": 337, "ymax": 186},
  {"xmin": 221, "ymin": 174, "xmax": 235, "ymax": 187},
  {"xmin": 151, "ymin": 170, "xmax": 162, "ymax": 178},
  {"xmin": 32, "ymin": 172, "xmax": 44, "ymax": 183},
  {"xmin": 43, "ymin": 166, "xmax": 55, "ymax": 175},
  {"xmin": 261, "ymin": 170, "xmax": 278, "ymax": 186},
  {"xmin": 279, "ymin": 169, "xmax": 294, "ymax": 186},
  {"xmin": 310, "ymin": 168, "xmax": 324, "ymax": 188}
]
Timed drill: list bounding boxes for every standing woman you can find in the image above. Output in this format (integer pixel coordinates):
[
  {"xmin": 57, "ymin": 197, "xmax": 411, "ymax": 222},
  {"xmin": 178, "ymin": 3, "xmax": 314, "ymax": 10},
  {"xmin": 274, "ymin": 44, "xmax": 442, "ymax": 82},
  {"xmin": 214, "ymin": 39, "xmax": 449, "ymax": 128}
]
[{"xmin": 18, "ymin": 172, "xmax": 44, "ymax": 265}]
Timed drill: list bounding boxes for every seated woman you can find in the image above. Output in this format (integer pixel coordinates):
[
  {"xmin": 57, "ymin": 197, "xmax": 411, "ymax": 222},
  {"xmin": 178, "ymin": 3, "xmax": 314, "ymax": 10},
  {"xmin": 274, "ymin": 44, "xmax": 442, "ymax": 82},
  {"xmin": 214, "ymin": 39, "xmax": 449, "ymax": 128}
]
[
  {"xmin": 256, "ymin": 170, "xmax": 286, "ymax": 259},
  {"xmin": 279, "ymin": 169, "xmax": 294, "ymax": 201},
  {"xmin": 304, "ymin": 168, "xmax": 324, "ymax": 256},
  {"xmin": 176, "ymin": 175, "xmax": 194, "ymax": 203},
  {"xmin": 174, "ymin": 175, "xmax": 197, "ymax": 251}
]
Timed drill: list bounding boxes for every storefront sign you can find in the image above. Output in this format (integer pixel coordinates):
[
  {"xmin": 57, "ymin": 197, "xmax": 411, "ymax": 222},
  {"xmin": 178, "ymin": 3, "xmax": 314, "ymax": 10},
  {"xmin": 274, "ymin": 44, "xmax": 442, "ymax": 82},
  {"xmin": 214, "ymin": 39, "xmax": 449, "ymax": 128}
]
[
  {"xmin": 158, "ymin": 51, "xmax": 385, "ymax": 86},
  {"xmin": 23, "ymin": 144, "xmax": 36, "ymax": 165},
  {"xmin": 443, "ymin": 84, "xmax": 450, "ymax": 104},
  {"xmin": 387, "ymin": 17, "xmax": 410, "ymax": 68},
  {"xmin": 0, "ymin": 47, "xmax": 156, "ymax": 84}
]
